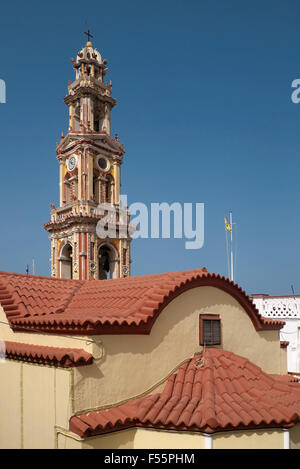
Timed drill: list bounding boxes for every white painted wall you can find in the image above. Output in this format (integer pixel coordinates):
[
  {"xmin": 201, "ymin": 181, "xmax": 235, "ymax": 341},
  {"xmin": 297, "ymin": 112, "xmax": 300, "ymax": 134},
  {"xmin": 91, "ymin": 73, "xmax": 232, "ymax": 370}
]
[{"xmin": 251, "ymin": 295, "xmax": 300, "ymax": 373}]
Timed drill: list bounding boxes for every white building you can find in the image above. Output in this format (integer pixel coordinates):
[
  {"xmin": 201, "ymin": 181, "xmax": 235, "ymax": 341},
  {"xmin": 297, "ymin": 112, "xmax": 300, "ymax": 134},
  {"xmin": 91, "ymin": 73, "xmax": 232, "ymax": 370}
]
[{"xmin": 251, "ymin": 294, "xmax": 300, "ymax": 373}]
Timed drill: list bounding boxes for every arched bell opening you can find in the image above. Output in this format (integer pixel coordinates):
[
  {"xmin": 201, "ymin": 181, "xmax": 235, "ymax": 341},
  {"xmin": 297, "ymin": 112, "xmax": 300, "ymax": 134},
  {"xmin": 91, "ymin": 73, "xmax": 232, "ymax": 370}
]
[
  {"xmin": 60, "ymin": 243, "xmax": 73, "ymax": 279},
  {"xmin": 93, "ymin": 104, "xmax": 104, "ymax": 132},
  {"xmin": 64, "ymin": 173, "xmax": 71, "ymax": 204},
  {"xmin": 63, "ymin": 169, "xmax": 78, "ymax": 205},
  {"xmin": 98, "ymin": 243, "xmax": 118, "ymax": 280},
  {"xmin": 93, "ymin": 170, "xmax": 101, "ymax": 204},
  {"xmin": 104, "ymin": 174, "xmax": 114, "ymax": 204},
  {"xmin": 74, "ymin": 104, "xmax": 80, "ymax": 131}
]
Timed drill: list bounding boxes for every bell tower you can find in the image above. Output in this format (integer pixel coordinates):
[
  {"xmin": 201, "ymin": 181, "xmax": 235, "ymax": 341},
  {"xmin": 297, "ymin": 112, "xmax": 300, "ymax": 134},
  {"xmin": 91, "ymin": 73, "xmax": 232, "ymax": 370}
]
[{"xmin": 44, "ymin": 37, "xmax": 132, "ymax": 280}]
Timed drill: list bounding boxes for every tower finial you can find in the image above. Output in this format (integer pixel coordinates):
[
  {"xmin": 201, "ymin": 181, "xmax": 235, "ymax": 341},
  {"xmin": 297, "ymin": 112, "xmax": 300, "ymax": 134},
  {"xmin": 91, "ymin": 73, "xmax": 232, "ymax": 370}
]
[{"xmin": 84, "ymin": 29, "xmax": 93, "ymax": 46}]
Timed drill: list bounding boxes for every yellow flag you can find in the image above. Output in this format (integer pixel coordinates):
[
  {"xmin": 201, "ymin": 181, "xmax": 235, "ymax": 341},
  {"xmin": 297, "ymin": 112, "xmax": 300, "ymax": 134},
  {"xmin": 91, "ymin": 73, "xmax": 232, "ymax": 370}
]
[{"xmin": 224, "ymin": 217, "xmax": 232, "ymax": 232}]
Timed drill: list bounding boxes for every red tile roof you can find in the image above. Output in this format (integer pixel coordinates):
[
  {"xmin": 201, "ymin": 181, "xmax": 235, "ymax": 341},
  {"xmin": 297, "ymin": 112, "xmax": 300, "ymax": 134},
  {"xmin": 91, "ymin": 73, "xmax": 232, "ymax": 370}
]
[
  {"xmin": 3, "ymin": 341, "xmax": 93, "ymax": 367},
  {"xmin": 69, "ymin": 348, "xmax": 300, "ymax": 437},
  {"xmin": 0, "ymin": 268, "xmax": 284, "ymax": 335}
]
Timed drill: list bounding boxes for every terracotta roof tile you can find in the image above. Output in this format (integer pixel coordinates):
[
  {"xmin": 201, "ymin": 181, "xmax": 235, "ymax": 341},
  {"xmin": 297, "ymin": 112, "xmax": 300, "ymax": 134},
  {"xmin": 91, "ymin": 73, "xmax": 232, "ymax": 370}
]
[
  {"xmin": 4, "ymin": 341, "xmax": 93, "ymax": 367},
  {"xmin": 0, "ymin": 268, "xmax": 285, "ymax": 335},
  {"xmin": 69, "ymin": 348, "xmax": 300, "ymax": 437}
]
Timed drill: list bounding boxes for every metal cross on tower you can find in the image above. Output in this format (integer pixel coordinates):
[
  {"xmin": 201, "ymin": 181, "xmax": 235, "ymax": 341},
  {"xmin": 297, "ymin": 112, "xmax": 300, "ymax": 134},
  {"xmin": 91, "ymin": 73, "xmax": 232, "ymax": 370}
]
[{"xmin": 85, "ymin": 29, "xmax": 93, "ymax": 42}]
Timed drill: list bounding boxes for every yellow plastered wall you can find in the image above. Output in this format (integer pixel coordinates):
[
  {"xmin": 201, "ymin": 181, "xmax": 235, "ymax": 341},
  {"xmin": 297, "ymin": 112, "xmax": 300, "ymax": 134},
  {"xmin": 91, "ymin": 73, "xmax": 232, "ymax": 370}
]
[
  {"xmin": 0, "ymin": 360, "xmax": 72, "ymax": 449},
  {"xmin": 213, "ymin": 429, "xmax": 284, "ymax": 449},
  {"xmin": 0, "ymin": 359, "xmax": 71, "ymax": 449},
  {"xmin": 72, "ymin": 286, "xmax": 283, "ymax": 413},
  {"xmin": 0, "ymin": 360, "xmax": 21, "ymax": 448},
  {"xmin": 83, "ymin": 429, "xmax": 136, "ymax": 449},
  {"xmin": 0, "ymin": 305, "xmax": 94, "ymax": 449},
  {"xmin": 23, "ymin": 365, "xmax": 55, "ymax": 449},
  {"xmin": 68, "ymin": 428, "xmax": 205, "ymax": 450},
  {"xmin": 63, "ymin": 427, "xmax": 286, "ymax": 450},
  {"xmin": 80, "ymin": 428, "xmax": 206, "ymax": 450},
  {"xmin": 134, "ymin": 429, "xmax": 206, "ymax": 449}
]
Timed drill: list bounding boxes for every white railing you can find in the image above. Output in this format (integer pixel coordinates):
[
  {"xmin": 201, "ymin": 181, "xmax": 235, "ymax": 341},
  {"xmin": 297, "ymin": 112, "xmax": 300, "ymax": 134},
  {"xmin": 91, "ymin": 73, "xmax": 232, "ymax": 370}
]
[{"xmin": 252, "ymin": 297, "xmax": 300, "ymax": 319}]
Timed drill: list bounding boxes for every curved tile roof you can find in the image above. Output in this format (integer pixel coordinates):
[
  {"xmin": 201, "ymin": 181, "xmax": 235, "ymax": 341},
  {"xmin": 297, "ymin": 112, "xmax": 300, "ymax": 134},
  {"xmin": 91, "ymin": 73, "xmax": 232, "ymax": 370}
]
[
  {"xmin": 3, "ymin": 341, "xmax": 93, "ymax": 368},
  {"xmin": 0, "ymin": 268, "xmax": 284, "ymax": 335},
  {"xmin": 69, "ymin": 348, "xmax": 300, "ymax": 437}
]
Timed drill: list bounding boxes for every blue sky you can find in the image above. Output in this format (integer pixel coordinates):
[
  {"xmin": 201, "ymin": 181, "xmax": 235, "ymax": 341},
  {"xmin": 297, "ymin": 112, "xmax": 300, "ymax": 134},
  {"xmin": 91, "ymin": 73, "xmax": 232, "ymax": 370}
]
[{"xmin": 0, "ymin": 0, "xmax": 300, "ymax": 295}]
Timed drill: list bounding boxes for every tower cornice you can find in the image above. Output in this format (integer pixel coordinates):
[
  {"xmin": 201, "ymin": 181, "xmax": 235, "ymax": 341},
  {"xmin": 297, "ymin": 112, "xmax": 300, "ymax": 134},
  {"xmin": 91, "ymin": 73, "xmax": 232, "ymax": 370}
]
[
  {"xmin": 56, "ymin": 133, "xmax": 125, "ymax": 160},
  {"xmin": 64, "ymin": 84, "xmax": 116, "ymax": 108},
  {"xmin": 44, "ymin": 211, "xmax": 132, "ymax": 236}
]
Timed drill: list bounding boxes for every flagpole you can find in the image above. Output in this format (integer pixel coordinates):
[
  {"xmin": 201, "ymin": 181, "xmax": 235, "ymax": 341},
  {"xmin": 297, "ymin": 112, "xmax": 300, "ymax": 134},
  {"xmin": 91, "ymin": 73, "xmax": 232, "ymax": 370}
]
[
  {"xmin": 225, "ymin": 225, "xmax": 230, "ymax": 278},
  {"xmin": 229, "ymin": 211, "xmax": 234, "ymax": 282}
]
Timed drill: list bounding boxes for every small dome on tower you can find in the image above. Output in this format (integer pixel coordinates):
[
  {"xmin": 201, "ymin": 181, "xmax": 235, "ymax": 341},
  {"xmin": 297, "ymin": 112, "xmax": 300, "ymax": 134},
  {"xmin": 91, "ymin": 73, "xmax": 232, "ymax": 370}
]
[{"xmin": 76, "ymin": 42, "xmax": 102, "ymax": 65}]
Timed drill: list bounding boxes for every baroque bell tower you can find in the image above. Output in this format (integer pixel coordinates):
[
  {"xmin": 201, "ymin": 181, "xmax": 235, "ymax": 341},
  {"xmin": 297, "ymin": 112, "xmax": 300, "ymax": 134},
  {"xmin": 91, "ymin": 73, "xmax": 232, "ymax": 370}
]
[{"xmin": 44, "ymin": 36, "xmax": 132, "ymax": 280}]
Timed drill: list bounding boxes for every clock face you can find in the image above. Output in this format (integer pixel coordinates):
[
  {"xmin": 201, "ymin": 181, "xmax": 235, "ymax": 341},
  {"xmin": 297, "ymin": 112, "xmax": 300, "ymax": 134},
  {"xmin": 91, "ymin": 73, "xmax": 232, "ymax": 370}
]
[
  {"xmin": 97, "ymin": 156, "xmax": 110, "ymax": 172},
  {"xmin": 67, "ymin": 155, "xmax": 77, "ymax": 172}
]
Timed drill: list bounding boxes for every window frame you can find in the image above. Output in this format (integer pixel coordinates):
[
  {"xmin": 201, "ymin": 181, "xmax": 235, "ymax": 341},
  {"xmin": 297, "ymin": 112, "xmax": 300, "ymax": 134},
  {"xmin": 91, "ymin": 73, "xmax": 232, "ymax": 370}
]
[{"xmin": 199, "ymin": 314, "xmax": 221, "ymax": 346}]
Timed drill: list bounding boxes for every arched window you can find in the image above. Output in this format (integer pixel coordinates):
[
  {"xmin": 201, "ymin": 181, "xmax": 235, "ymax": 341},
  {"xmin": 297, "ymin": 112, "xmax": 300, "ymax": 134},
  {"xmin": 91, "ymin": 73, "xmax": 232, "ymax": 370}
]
[
  {"xmin": 93, "ymin": 104, "xmax": 104, "ymax": 132},
  {"xmin": 64, "ymin": 170, "xmax": 78, "ymax": 204},
  {"xmin": 64, "ymin": 174, "xmax": 71, "ymax": 204},
  {"xmin": 70, "ymin": 178, "xmax": 78, "ymax": 201},
  {"xmin": 105, "ymin": 175, "xmax": 113, "ymax": 203},
  {"xmin": 74, "ymin": 104, "xmax": 80, "ymax": 131},
  {"xmin": 60, "ymin": 243, "xmax": 73, "ymax": 279},
  {"xmin": 93, "ymin": 171, "xmax": 100, "ymax": 203},
  {"xmin": 98, "ymin": 245, "xmax": 111, "ymax": 280},
  {"xmin": 98, "ymin": 243, "xmax": 119, "ymax": 280}
]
